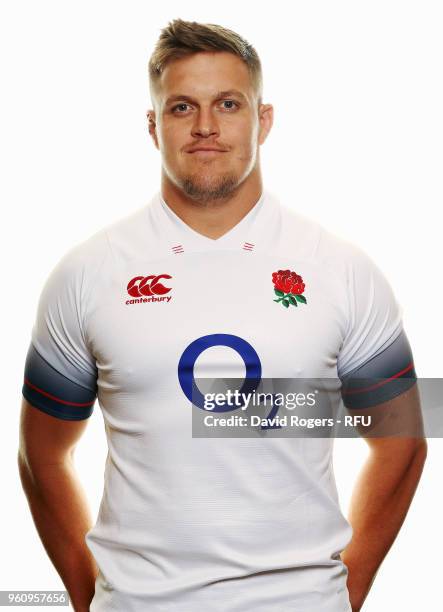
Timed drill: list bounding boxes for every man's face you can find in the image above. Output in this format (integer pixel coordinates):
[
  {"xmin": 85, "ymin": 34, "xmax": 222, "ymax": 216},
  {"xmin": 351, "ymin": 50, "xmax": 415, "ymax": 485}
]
[{"xmin": 147, "ymin": 51, "xmax": 272, "ymax": 203}]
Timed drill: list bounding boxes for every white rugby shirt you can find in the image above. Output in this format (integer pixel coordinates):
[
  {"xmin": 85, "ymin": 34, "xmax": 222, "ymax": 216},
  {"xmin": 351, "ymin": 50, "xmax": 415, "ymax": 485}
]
[{"xmin": 23, "ymin": 189, "xmax": 416, "ymax": 612}]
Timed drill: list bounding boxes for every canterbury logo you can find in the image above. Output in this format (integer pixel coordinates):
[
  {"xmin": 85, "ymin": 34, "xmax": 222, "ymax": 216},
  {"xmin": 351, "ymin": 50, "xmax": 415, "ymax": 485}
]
[{"xmin": 126, "ymin": 274, "xmax": 172, "ymax": 306}]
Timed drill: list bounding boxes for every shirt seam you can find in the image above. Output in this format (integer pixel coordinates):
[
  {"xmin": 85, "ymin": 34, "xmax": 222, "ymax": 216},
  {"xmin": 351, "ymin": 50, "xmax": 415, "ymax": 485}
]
[{"xmin": 81, "ymin": 229, "xmax": 114, "ymax": 352}]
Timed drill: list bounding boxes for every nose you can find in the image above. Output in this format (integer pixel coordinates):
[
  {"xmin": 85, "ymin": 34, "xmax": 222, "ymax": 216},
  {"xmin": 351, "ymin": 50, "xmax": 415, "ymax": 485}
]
[{"xmin": 191, "ymin": 107, "xmax": 220, "ymax": 139}]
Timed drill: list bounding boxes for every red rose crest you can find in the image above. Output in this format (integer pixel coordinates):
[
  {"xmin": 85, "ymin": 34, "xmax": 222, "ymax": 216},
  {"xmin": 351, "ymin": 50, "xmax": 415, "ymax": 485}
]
[{"xmin": 272, "ymin": 269, "xmax": 307, "ymax": 309}]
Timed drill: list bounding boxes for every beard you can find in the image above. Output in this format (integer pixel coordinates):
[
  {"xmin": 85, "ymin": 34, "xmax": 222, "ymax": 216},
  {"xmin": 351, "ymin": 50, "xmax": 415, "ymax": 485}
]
[{"xmin": 177, "ymin": 170, "xmax": 241, "ymax": 205}]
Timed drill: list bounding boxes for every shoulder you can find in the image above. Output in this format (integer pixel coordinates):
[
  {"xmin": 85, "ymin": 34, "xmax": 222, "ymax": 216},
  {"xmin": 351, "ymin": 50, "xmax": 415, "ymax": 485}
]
[
  {"xmin": 48, "ymin": 201, "xmax": 152, "ymax": 285},
  {"xmin": 277, "ymin": 200, "xmax": 376, "ymax": 274}
]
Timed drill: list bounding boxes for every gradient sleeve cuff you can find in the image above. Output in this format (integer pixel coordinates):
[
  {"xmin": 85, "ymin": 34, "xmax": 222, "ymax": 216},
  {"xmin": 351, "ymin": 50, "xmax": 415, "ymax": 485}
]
[
  {"xmin": 339, "ymin": 329, "xmax": 417, "ymax": 409},
  {"xmin": 22, "ymin": 343, "xmax": 97, "ymax": 420}
]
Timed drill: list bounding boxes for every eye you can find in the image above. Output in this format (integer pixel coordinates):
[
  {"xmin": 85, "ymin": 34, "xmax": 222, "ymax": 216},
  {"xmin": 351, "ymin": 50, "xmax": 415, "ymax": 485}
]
[
  {"xmin": 221, "ymin": 100, "xmax": 239, "ymax": 110},
  {"xmin": 171, "ymin": 103, "xmax": 191, "ymax": 113}
]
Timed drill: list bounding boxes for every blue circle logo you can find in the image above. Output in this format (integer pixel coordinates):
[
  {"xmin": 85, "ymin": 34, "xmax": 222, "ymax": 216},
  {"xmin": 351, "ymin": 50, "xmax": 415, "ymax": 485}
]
[{"xmin": 177, "ymin": 334, "xmax": 262, "ymax": 412}]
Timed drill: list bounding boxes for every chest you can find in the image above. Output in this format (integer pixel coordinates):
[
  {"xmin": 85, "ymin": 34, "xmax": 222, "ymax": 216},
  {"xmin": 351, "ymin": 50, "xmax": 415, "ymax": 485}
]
[{"xmin": 86, "ymin": 252, "xmax": 347, "ymax": 397}]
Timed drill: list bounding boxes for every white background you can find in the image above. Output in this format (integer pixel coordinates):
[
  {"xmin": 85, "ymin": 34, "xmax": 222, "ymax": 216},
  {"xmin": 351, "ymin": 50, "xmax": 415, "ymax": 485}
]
[{"xmin": 1, "ymin": 1, "xmax": 442, "ymax": 610}]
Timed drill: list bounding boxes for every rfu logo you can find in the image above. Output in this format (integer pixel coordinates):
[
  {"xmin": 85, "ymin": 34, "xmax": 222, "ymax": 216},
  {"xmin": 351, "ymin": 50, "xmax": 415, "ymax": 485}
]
[{"xmin": 126, "ymin": 274, "xmax": 172, "ymax": 306}]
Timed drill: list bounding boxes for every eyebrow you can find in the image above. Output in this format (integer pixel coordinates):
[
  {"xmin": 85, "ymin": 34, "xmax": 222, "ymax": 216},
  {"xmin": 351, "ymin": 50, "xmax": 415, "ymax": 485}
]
[{"xmin": 164, "ymin": 90, "xmax": 248, "ymax": 106}]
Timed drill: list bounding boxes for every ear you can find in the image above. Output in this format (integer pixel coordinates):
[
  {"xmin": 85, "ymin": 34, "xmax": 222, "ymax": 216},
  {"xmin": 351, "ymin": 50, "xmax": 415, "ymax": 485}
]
[
  {"xmin": 147, "ymin": 109, "xmax": 159, "ymax": 149},
  {"xmin": 258, "ymin": 103, "xmax": 274, "ymax": 146}
]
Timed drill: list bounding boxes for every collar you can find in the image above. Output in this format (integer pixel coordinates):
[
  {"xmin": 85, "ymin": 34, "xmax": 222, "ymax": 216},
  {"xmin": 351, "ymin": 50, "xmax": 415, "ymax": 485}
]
[{"xmin": 146, "ymin": 189, "xmax": 281, "ymax": 256}]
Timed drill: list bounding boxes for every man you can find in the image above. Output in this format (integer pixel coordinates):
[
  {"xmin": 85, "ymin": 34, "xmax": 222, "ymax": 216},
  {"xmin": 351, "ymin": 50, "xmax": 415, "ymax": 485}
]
[{"xmin": 19, "ymin": 18, "xmax": 427, "ymax": 612}]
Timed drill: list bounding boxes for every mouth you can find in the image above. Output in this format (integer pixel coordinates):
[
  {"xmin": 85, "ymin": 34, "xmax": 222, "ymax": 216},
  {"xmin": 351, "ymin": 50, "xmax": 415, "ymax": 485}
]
[
  {"xmin": 186, "ymin": 144, "xmax": 229, "ymax": 152},
  {"xmin": 187, "ymin": 149, "xmax": 228, "ymax": 158},
  {"xmin": 190, "ymin": 149, "xmax": 226, "ymax": 155}
]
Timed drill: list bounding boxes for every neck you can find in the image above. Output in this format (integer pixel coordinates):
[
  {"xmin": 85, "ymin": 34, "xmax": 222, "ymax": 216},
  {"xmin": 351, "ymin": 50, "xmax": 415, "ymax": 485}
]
[{"xmin": 160, "ymin": 168, "xmax": 263, "ymax": 240}]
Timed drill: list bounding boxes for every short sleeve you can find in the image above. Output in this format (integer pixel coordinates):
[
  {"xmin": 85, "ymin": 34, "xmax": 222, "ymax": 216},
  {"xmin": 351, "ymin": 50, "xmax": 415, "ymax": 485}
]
[
  {"xmin": 22, "ymin": 246, "xmax": 98, "ymax": 420},
  {"xmin": 337, "ymin": 245, "xmax": 417, "ymax": 408}
]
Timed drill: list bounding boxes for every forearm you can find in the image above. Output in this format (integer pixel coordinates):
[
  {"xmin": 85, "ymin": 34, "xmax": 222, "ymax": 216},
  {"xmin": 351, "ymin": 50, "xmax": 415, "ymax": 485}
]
[
  {"xmin": 341, "ymin": 439, "xmax": 427, "ymax": 611},
  {"xmin": 18, "ymin": 453, "xmax": 98, "ymax": 612}
]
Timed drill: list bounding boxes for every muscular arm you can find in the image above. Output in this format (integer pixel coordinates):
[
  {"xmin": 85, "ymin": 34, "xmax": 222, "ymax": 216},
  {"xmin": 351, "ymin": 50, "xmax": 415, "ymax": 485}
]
[
  {"xmin": 18, "ymin": 398, "xmax": 99, "ymax": 612},
  {"xmin": 341, "ymin": 384, "xmax": 427, "ymax": 611}
]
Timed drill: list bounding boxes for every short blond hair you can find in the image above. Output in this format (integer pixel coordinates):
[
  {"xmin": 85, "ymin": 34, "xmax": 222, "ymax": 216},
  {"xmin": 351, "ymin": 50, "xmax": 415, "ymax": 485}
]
[{"xmin": 148, "ymin": 18, "xmax": 263, "ymax": 104}]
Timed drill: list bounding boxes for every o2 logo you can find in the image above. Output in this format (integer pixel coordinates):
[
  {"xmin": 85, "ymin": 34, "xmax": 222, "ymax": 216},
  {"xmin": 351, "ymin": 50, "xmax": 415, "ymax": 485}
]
[{"xmin": 177, "ymin": 333, "xmax": 281, "ymax": 429}]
